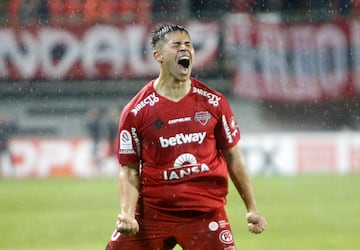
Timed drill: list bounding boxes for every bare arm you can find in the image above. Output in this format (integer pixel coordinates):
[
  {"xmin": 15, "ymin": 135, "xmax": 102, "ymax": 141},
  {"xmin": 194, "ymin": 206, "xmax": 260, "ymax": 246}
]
[
  {"xmin": 223, "ymin": 145, "xmax": 267, "ymax": 234},
  {"xmin": 116, "ymin": 164, "xmax": 140, "ymax": 236}
]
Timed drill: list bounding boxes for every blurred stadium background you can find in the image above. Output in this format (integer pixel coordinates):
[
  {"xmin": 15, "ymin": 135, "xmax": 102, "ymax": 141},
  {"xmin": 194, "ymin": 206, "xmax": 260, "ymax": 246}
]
[{"xmin": 0, "ymin": 0, "xmax": 360, "ymax": 249}]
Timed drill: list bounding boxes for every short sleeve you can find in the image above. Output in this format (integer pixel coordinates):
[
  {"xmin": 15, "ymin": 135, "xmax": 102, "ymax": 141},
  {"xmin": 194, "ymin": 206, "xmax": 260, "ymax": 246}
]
[
  {"xmin": 117, "ymin": 107, "xmax": 141, "ymax": 166},
  {"xmin": 214, "ymin": 97, "xmax": 241, "ymax": 150}
]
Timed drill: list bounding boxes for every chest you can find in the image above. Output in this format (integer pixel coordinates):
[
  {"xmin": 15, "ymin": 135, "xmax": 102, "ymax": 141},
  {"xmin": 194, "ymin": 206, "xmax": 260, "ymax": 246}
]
[{"xmin": 137, "ymin": 97, "xmax": 219, "ymax": 143}]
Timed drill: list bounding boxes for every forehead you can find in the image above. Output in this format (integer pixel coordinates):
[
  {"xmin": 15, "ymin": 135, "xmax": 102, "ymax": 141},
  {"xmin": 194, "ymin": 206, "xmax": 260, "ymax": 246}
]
[{"xmin": 164, "ymin": 31, "xmax": 191, "ymax": 42}]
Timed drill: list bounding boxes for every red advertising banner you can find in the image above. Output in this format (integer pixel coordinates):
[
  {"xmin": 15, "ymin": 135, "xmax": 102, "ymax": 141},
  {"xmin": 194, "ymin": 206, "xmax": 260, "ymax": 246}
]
[
  {"xmin": 3, "ymin": 16, "xmax": 360, "ymax": 101},
  {"xmin": 226, "ymin": 14, "xmax": 360, "ymax": 102},
  {"xmin": 0, "ymin": 22, "xmax": 219, "ymax": 80},
  {"xmin": 0, "ymin": 138, "xmax": 118, "ymax": 178}
]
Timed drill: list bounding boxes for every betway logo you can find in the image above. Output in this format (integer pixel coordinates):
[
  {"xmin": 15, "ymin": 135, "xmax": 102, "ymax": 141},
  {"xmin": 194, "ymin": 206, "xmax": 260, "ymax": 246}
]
[{"xmin": 160, "ymin": 132, "xmax": 206, "ymax": 148}]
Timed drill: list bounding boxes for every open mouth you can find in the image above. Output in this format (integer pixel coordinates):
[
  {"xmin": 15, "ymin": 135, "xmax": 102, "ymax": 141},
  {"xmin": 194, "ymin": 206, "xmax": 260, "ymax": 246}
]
[{"xmin": 178, "ymin": 58, "xmax": 190, "ymax": 68}]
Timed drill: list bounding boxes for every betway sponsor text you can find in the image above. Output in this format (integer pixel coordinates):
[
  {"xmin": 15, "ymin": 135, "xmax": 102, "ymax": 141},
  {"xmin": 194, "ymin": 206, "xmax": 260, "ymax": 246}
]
[{"xmin": 159, "ymin": 132, "xmax": 206, "ymax": 148}]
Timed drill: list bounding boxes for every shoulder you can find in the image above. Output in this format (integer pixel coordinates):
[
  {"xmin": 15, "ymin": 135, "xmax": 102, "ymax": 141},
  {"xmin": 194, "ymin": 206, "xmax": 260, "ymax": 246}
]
[
  {"xmin": 191, "ymin": 77, "xmax": 228, "ymax": 107},
  {"xmin": 191, "ymin": 78, "xmax": 225, "ymax": 97},
  {"xmin": 122, "ymin": 80, "xmax": 157, "ymax": 116}
]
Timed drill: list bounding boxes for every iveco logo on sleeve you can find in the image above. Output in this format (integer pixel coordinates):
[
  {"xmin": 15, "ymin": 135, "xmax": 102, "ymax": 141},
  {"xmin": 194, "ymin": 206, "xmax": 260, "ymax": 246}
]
[{"xmin": 119, "ymin": 130, "xmax": 135, "ymax": 154}]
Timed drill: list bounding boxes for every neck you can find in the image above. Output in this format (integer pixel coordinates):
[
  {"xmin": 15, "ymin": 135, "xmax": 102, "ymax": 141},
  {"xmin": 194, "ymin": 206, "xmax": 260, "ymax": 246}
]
[{"xmin": 154, "ymin": 73, "xmax": 191, "ymax": 102}]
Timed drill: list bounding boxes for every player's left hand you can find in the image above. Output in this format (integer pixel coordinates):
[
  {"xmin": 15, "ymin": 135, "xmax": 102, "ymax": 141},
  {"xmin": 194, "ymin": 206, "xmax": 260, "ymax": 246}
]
[{"xmin": 246, "ymin": 212, "xmax": 267, "ymax": 234}]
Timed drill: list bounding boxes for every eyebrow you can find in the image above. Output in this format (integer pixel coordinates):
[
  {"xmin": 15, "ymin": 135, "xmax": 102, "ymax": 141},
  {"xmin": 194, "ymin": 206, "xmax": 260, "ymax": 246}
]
[{"xmin": 169, "ymin": 40, "xmax": 192, "ymax": 45}]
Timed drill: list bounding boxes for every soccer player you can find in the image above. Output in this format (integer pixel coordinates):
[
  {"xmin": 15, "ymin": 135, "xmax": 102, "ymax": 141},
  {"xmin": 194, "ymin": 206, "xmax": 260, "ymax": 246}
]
[{"xmin": 105, "ymin": 24, "xmax": 267, "ymax": 250}]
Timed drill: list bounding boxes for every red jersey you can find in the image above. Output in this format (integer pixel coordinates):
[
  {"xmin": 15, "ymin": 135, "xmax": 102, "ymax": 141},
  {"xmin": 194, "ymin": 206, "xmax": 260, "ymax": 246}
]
[{"xmin": 118, "ymin": 77, "xmax": 241, "ymax": 212}]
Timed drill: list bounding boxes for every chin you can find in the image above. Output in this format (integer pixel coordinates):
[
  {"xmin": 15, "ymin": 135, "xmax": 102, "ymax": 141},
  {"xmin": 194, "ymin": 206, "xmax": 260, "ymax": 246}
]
[{"xmin": 177, "ymin": 75, "xmax": 191, "ymax": 82}]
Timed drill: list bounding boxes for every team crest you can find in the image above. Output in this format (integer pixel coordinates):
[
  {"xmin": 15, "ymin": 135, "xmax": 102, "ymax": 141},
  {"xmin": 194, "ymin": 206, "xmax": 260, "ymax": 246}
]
[
  {"xmin": 194, "ymin": 111, "xmax": 211, "ymax": 126},
  {"xmin": 219, "ymin": 230, "xmax": 234, "ymax": 244}
]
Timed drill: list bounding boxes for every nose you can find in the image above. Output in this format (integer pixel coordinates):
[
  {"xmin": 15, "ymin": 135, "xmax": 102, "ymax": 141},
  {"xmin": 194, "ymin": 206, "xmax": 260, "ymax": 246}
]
[{"xmin": 179, "ymin": 43, "xmax": 187, "ymax": 51}]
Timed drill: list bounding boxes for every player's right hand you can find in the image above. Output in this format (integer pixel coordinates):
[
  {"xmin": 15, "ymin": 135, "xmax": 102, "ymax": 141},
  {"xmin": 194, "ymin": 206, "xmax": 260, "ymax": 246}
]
[{"xmin": 116, "ymin": 214, "xmax": 139, "ymax": 236}]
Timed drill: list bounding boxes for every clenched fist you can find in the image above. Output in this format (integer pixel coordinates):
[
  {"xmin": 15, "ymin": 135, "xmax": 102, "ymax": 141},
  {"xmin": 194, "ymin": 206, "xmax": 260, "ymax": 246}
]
[
  {"xmin": 246, "ymin": 212, "xmax": 267, "ymax": 234},
  {"xmin": 116, "ymin": 214, "xmax": 139, "ymax": 236}
]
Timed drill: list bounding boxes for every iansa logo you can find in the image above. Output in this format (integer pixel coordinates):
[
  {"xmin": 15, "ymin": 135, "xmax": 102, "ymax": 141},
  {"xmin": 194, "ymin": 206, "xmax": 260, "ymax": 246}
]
[{"xmin": 163, "ymin": 153, "xmax": 210, "ymax": 180}]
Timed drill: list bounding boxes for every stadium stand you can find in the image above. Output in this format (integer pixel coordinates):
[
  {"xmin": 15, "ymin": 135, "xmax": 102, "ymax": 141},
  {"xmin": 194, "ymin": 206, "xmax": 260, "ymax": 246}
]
[{"xmin": 0, "ymin": 0, "xmax": 359, "ymax": 142}]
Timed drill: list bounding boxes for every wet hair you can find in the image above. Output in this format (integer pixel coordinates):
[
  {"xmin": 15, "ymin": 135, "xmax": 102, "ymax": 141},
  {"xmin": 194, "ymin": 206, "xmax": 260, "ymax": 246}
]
[{"xmin": 151, "ymin": 24, "xmax": 189, "ymax": 49}]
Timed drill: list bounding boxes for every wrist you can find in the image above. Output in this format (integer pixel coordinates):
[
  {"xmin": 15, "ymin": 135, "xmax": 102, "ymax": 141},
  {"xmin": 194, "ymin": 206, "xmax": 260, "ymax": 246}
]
[{"xmin": 246, "ymin": 205, "xmax": 259, "ymax": 214}]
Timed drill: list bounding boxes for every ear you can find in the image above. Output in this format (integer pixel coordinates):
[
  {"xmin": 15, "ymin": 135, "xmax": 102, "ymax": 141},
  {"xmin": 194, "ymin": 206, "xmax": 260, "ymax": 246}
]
[{"xmin": 153, "ymin": 50, "xmax": 164, "ymax": 63}]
